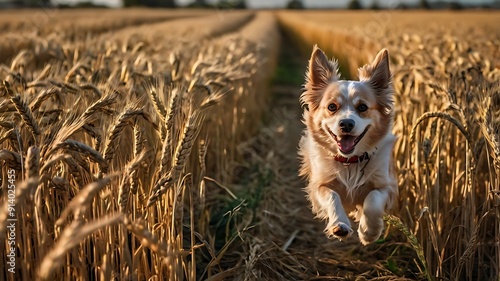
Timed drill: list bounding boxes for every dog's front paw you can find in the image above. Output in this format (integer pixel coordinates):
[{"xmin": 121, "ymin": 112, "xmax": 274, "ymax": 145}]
[
  {"xmin": 358, "ymin": 215, "xmax": 383, "ymax": 245},
  {"xmin": 324, "ymin": 222, "xmax": 353, "ymax": 240}
]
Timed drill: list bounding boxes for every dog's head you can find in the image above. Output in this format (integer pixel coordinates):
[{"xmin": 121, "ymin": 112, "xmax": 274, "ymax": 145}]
[{"xmin": 301, "ymin": 45, "xmax": 394, "ymax": 157}]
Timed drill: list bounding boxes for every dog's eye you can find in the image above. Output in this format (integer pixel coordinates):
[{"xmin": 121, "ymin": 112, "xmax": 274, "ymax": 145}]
[
  {"xmin": 357, "ymin": 104, "xmax": 368, "ymax": 112},
  {"xmin": 327, "ymin": 104, "xmax": 337, "ymax": 112}
]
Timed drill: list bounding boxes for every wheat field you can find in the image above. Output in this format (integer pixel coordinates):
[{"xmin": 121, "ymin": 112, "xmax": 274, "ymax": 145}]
[{"xmin": 0, "ymin": 8, "xmax": 498, "ymax": 281}]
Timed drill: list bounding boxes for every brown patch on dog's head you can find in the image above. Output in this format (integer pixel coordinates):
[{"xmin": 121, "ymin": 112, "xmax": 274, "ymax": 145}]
[
  {"xmin": 301, "ymin": 45, "xmax": 340, "ymax": 111},
  {"xmin": 358, "ymin": 49, "xmax": 393, "ymax": 116},
  {"xmin": 356, "ymin": 49, "xmax": 395, "ymax": 149}
]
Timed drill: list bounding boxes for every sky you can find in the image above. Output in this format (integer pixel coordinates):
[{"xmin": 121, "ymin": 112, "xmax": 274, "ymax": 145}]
[{"xmin": 52, "ymin": 0, "xmax": 495, "ymax": 9}]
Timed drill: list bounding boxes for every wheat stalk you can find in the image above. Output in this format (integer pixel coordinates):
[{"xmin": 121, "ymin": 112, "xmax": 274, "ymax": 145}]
[
  {"xmin": 0, "ymin": 128, "xmax": 16, "ymax": 146},
  {"xmin": 79, "ymin": 83, "xmax": 103, "ymax": 98},
  {"xmin": 409, "ymin": 112, "xmax": 471, "ymax": 144},
  {"xmin": 33, "ymin": 64, "xmax": 52, "ymax": 83},
  {"xmin": 147, "ymin": 86, "xmax": 167, "ymax": 120},
  {"xmin": 384, "ymin": 215, "xmax": 431, "ymax": 281},
  {"xmin": 30, "ymin": 87, "xmax": 60, "ymax": 111},
  {"xmin": 44, "ymin": 115, "xmax": 95, "ymax": 158},
  {"xmin": 11, "ymin": 95, "xmax": 40, "ymax": 136},
  {"xmin": 118, "ymin": 150, "xmax": 147, "ymax": 213},
  {"xmin": 124, "ymin": 217, "xmax": 171, "ymax": 257},
  {"xmin": 25, "ymin": 146, "xmax": 40, "ymax": 180},
  {"xmin": 62, "ymin": 154, "xmax": 86, "ymax": 187},
  {"xmin": 480, "ymin": 102, "xmax": 500, "ymax": 175},
  {"xmin": 81, "ymin": 124, "xmax": 102, "ymax": 151},
  {"xmin": 82, "ymin": 91, "xmax": 118, "ymax": 120},
  {"xmin": 160, "ymin": 87, "xmax": 182, "ymax": 171},
  {"xmin": 103, "ymin": 109, "xmax": 156, "ymax": 168},
  {"xmin": 0, "ymin": 149, "xmax": 22, "ymax": 171},
  {"xmin": 148, "ymin": 111, "xmax": 204, "ymax": 207},
  {"xmin": 38, "ymin": 213, "xmax": 123, "ymax": 280},
  {"xmin": 56, "ymin": 176, "xmax": 115, "ymax": 225},
  {"xmin": 53, "ymin": 139, "xmax": 108, "ymax": 174},
  {"xmin": 51, "ymin": 176, "xmax": 70, "ymax": 191}
]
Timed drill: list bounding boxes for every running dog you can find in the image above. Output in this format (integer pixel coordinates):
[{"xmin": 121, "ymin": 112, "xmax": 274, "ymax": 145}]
[{"xmin": 298, "ymin": 46, "xmax": 397, "ymax": 245}]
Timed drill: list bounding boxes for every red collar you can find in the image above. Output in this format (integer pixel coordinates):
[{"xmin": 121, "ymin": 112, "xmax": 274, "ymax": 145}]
[{"xmin": 334, "ymin": 152, "xmax": 370, "ymax": 166}]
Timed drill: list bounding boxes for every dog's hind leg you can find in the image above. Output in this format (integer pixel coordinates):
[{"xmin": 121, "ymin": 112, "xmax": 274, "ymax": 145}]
[{"xmin": 313, "ymin": 185, "xmax": 353, "ymax": 240}]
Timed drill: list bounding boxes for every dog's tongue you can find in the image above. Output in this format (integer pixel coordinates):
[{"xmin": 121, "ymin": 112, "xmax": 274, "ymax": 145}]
[{"xmin": 338, "ymin": 136, "xmax": 356, "ymax": 153}]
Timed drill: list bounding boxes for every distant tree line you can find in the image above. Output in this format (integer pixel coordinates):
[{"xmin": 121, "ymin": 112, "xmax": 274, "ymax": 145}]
[
  {"xmin": 346, "ymin": 0, "xmax": 471, "ymax": 10},
  {"xmin": 0, "ymin": 0, "xmax": 107, "ymax": 8},
  {"xmin": 122, "ymin": 0, "xmax": 246, "ymax": 8},
  {"xmin": 1, "ymin": 0, "xmax": 51, "ymax": 8},
  {"xmin": 283, "ymin": 0, "xmax": 492, "ymax": 10},
  {"xmin": 123, "ymin": 0, "xmax": 175, "ymax": 7},
  {"xmin": 1, "ymin": 0, "xmax": 496, "ymax": 10},
  {"xmin": 0, "ymin": 0, "xmax": 247, "ymax": 8}
]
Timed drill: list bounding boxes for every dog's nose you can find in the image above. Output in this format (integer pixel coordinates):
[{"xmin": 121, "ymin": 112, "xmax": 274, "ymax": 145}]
[{"xmin": 339, "ymin": 119, "xmax": 355, "ymax": 133}]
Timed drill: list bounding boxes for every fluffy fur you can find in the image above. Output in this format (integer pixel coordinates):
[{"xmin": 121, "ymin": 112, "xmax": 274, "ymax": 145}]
[{"xmin": 298, "ymin": 45, "xmax": 397, "ymax": 245}]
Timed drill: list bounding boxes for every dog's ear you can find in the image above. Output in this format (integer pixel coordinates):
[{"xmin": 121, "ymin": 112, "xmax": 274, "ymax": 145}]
[
  {"xmin": 359, "ymin": 49, "xmax": 393, "ymax": 114},
  {"xmin": 302, "ymin": 45, "xmax": 339, "ymax": 111},
  {"xmin": 359, "ymin": 49, "xmax": 390, "ymax": 91}
]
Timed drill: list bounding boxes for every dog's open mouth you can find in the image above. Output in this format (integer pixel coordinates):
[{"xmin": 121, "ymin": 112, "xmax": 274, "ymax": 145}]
[{"xmin": 328, "ymin": 126, "xmax": 370, "ymax": 154}]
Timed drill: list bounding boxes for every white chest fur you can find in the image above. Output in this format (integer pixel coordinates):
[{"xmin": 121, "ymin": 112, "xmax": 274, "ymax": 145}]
[{"xmin": 304, "ymin": 132, "xmax": 396, "ymax": 192}]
